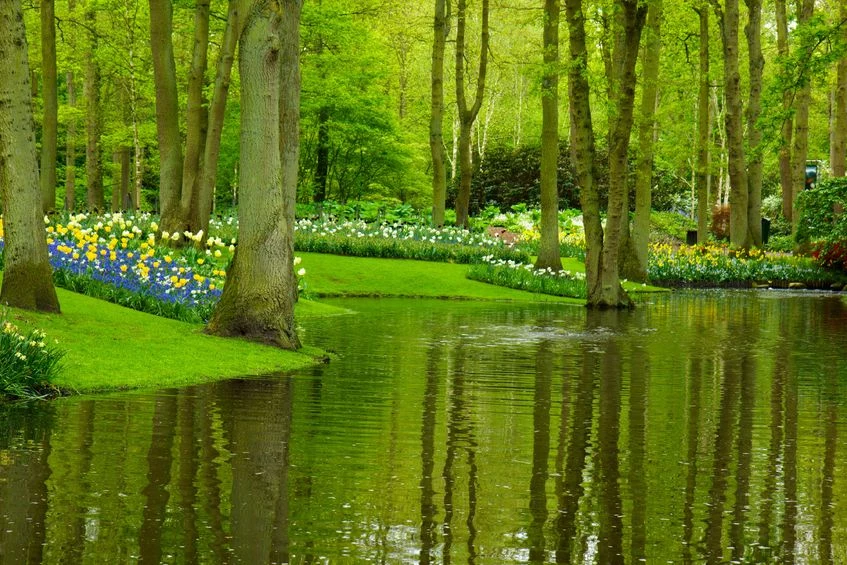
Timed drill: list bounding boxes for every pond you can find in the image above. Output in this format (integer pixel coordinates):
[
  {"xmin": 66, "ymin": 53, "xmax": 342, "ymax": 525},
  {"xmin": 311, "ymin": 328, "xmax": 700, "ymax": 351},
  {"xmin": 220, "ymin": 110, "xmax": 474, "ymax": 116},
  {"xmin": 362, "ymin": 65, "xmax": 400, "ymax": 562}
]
[{"xmin": 1, "ymin": 291, "xmax": 846, "ymax": 564}]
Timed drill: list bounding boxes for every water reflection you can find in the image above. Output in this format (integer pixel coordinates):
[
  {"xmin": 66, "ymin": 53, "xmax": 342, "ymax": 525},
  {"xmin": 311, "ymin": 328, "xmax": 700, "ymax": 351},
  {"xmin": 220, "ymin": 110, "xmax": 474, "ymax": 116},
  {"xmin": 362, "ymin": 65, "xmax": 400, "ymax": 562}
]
[{"xmin": 0, "ymin": 293, "xmax": 845, "ymax": 563}]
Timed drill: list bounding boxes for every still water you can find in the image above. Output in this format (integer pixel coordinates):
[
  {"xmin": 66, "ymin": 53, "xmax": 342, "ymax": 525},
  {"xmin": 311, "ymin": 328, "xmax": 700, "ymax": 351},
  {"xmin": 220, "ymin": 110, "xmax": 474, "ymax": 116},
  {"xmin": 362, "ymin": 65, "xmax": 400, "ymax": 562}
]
[{"xmin": 1, "ymin": 291, "xmax": 846, "ymax": 564}]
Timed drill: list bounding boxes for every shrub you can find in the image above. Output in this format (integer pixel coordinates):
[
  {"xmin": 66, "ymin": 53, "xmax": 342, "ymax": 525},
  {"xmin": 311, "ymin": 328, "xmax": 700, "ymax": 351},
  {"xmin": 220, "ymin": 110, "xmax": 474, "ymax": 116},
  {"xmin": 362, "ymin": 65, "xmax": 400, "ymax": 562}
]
[
  {"xmin": 467, "ymin": 256, "xmax": 587, "ymax": 299},
  {"xmin": 0, "ymin": 317, "xmax": 64, "ymax": 399},
  {"xmin": 711, "ymin": 204, "xmax": 730, "ymax": 240},
  {"xmin": 795, "ymin": 178, "xmax": 847, "ymax": 271}
]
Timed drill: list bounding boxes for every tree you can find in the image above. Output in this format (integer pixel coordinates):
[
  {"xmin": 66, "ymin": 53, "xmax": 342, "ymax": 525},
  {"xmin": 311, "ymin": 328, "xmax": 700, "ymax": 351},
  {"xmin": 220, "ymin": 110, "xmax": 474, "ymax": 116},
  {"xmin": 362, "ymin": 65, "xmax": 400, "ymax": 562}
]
[
  {"xmin": 775, "ymin": 0, "xmax": 793, "ymax": 220},
  {"xmin": 149, "ymin": 0, "xmax": 185, "ymax": 234},
  {"xmin": 565, "ymin": 0, "xmax": 642, "ymax": 308},
  {"xmin": 84, "ymin": 3, "xmax": 104, "ymax": 212},
  {"xmin": 621, "ymin": 0, "xmax": 662, "ymax": 282},
  {"xmin": 430, "ymin": 0, "xmax": 449, "ymax": 227},
  {"xmin": 789, "ymin": 0, "xmax": 815, "ymax": 228},
  {"xmin": 206, "ymin": 0, "xmax": 301, "ymax": 350},
  {"xmin": 40, "ymin": 0, "xmax": 58, "ymax": 213},
  {"xmin": 833, "ymin": 1, "xmax": 847, "ymax": 177},
  {"xmin": 695, "ymin": 5, "xmax": 710, "ymax": 243},
  {"xmin": 454, "ymin": 0, "xmax": 490, "ymax": 228},
  {"xmin": 744, "ymin": 0, "xmax": 763, "ymax": 246},
  {"xmin": 712, "ymin": 0, "xmax": 749, "ymax": 248},
  {"xmin": 535, "ymin": 0, "xmax": 562, "ymax": 271},
  {"xmin": 0, "ymin": 0, "xmax": 61, "ymax": 313}
]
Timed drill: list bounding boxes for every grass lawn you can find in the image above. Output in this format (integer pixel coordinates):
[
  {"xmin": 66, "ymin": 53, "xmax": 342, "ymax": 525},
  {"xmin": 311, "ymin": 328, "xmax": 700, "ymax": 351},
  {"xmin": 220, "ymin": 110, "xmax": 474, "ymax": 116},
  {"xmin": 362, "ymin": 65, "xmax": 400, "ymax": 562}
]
[
  {"xmin": 1, "ymin": 282, "xmax": 343, "ymax": 394},
  {"xmin": 300, "ymin": 252, "xmax": 586, "ymax": 302}
]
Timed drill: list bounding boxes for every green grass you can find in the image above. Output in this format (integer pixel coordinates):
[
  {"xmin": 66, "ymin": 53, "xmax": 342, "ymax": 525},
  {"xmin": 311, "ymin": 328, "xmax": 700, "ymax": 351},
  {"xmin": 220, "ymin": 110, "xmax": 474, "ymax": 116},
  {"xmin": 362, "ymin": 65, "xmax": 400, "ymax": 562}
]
[
  {"xmin": 1, "ymin": 282, "xmax": 344, "ymax": 394},
  {"xmin": 299, "ymin": 252, "xmax": 584, "ymax": 303}
]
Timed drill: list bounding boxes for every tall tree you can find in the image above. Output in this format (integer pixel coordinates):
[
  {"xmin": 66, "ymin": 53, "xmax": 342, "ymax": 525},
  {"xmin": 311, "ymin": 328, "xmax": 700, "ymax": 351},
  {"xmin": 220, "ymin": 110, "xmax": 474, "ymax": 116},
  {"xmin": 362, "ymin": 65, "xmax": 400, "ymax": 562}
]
[
  {"xmin": 65, "ymin": 70, "xmax": 77, "ymax": 211},
  {"xmin": 744, "ymin": 0, "xmax": 764, "ymax": 246},
  {"xmin": 207, "ymin": 0, "xmax": 301, "ymax": 349},
  {"xmin": 536, "ymin": 0, "xmax": 562, "ymax": 271},
  {"xmin": 833, "ymin": 1, "xmax": 847, "ymax": 177},
  {"xmin": 197, "ymin": 0, "xmax": 241, "ymax": 238},
  {"xmin": 40, "ymin": 0, "xmax": 58, "ymax": 213},
  {"xmin": 775, "ymin": 0, "xmax": 793, "ymax": 220},
  {"xmin": 84, "ymin": 3, "xmax": 104, "ymax": 212},
  {"xmin": 149, "ymin": 0, "xmax": 185, "ymax": 233},
  {"xmin": 430, "ymin": 0, "xmax": 449, "ymax": 227},
  {"xmin": 0, "ymin": 0, "xmax": 61, "ymax": 312},
  {"xmin": 454, "ymin": 0, "xmax": 489, "ymax": 228},
  {"xmin": 565, "ymin": 0, "xmax": 642, "ymax": 308},
  {"xmin": 621, "ymin": 0, "xmax": 662, "ymax": 281},
  {"xmin": 789, "ymin": 0, "xmax": 815, "ymax": 227},
  {"xmin": 695, "ymin": 5, "xmax": 710, "ymax": 242},
  {"xmin": 712, "ymin": 0, "xmax": 749, "ymax": 248}
]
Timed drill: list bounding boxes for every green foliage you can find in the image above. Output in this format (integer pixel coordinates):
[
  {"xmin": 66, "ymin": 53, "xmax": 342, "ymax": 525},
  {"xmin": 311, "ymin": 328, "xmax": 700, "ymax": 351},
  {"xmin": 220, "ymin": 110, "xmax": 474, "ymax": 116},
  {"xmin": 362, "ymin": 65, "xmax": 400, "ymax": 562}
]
[
  {"xmin": 795, "ymin": 178, "xmax": 847, "ymax": 271},
  {"xmin": 649, "ymin": 211, "xmax": 696, "ymax": 242},
  {"xmin": 0, "ymin": 315, "xmax": 64, "ymax": 399}
]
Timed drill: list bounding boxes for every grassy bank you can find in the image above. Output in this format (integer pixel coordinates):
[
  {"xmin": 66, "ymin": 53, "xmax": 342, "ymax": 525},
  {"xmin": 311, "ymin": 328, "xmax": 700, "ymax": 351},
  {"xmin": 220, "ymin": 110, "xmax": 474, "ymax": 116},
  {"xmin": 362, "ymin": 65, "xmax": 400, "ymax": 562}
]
[{"xmin": 3, "ymin": 285, "xmax": 343, "ymax": 394}]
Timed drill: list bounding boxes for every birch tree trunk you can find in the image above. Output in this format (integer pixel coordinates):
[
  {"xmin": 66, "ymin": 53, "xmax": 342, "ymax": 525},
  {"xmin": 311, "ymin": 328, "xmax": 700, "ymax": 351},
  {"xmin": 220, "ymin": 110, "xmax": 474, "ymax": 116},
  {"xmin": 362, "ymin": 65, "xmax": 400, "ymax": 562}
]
[
  {"xmin": 150, "ymin": 0, "xmax": 185, "ymax": 233},
  {"xmin": 207, "ymin": 0, "xmax": 300, "ymax": 350},
  {"xmin": 40, "ymin": 0, "xmax": 58, "ymax": 213},
  {"xmin": 744, "ymin": 0, "xmax": 763, "ymax": 246},
  {"xmin": 714, "ymin": 0, "xmax": 749, "ymax": 248},
  {"xmin": 536, "ymin": 0, "xmax": 562, "ymax": 271},
  {"xmin": 454, "ymin": 0, "xmax": 489, "ymax": 228},
  {"xmin": 695, "ymin": 6, "xmax": 710, "ymax": 242},
  {"xmin": 430, "ymin": 0, "xmax": 449, "ymax": 227},
  {"xmin": 0, "ymin": 0, "xmax": 60, "ymax": 313}
]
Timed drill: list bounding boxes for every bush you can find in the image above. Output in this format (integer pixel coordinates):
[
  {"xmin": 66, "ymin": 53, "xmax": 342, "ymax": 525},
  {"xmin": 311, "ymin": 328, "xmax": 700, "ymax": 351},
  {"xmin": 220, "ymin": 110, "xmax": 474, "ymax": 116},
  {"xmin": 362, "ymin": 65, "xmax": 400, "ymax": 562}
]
[
  {"xmin": 711, "ymin": 204, "xmax": 731, "ymax": 240},
  {"xmin": 467, "ymin": 256, "xmax": 587, "ymax": 299},
  {"xmin": 0, "ymin": 317, "xmax": 64, "ymax": 399},
  {"xmin": 795, "ymin": 178, "xmax": 847, "ymax": 271}
]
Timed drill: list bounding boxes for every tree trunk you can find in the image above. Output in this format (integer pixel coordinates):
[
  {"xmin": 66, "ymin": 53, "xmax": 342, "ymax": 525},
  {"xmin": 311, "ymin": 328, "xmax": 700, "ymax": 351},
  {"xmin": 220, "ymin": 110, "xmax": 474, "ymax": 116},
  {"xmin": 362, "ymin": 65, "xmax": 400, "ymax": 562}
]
[
  {"xmin": 197, "ymin": 0, "xmax": 241, "ymax": 238},
  {"xmin": 40, "ymin": 0, "xmax": 58, "ymax": 213},
  {"xmin": 454, "ymin": 0, "xmax": 489, "ymax": 229},
  {"xmin": 430, "ymin": 0, "xmax": 448, "ymax": 227},
  {"xmin": 313, "ymin": 107, "xmax": 330, "ymax": 202},
  {"xmin": 601, "ymin": 0, "xmax": 645, "ymax": 304},
  {"xmin": 744, "ymin": 0, "xmax": 763, "ymax": 246},
  {"xmin": 279, "ymin": 0, "xmax": 303, "ymax": 314},
  {"xmin": 84, "ymin": 5, "xmax": 103, "ymax": 212},
  {"xmin": 714, "ymin": 0, "xmax": 749, "ymax": 248},
  {"xmin": 150, "ymin": 0, "xmax": 185, "ymax": 232},
  {"xmin": 0, "ymin": 0, "xmax": 61, "ymax": 313},
  {"xmin": 112, "ymin": 148, "xmax": 131, "ymax": 211},
  {"xmin": 775, "ymin": 0, "xmax": 793, "ymax": 221},
  {"xmin": 790, "ymin": 0, "xmax": 815, "ymax": 228},
  {"xmin": 179, "ymin": 0, "xmax": 211, "ymax": 233},
  {"xmin": 207, "ymin": 0, "xmax": 300, "ymax": 350},
  {"xmin": 536, "ymin": 0, "xmax": 562, "ymax": 271},
  {"xmin": 64, "ymin": 71, "xmax": 77, "ymax": 211},
  {"xmin": 623, "ymin": 0, "xmax": 661, "ymax": 282},
  {"xmin": 696, "ymin": 7, "xmax": 710, "ymax": 242},
  {"xmin": 833, "ymin": 2, "xmax": 847, "ymax": 177}
]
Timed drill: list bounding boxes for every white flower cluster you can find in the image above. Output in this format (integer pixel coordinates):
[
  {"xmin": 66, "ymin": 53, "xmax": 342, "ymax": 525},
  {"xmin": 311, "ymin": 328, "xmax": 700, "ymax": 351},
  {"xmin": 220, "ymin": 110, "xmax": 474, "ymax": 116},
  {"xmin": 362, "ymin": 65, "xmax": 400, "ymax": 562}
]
[{"xmin": 480, "ymin": 255, "xmax": 586, "ymax": 281}]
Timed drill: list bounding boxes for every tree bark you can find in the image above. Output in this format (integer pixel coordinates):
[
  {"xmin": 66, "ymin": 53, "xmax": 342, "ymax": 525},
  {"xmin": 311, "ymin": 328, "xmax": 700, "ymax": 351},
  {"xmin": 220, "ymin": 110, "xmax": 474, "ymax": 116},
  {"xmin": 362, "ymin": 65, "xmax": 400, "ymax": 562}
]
[
  {"xmin": 430, "ymin": 0, "xmax": 448, "ymax": 227},
  {"xmin": 536, "ymin": 0, "xmax": 562, "ymax": 271},
  {"xmin": 84, "ymin": 5, "xmax": 103, "ymax": 212},
  {"xmin": 207, "ymin": 0, "xmax": 300, "ymax": 350},
  {"xmin": 790, "ymin": 0, "xmax": 815, "ymax": 227},
  {"xmin": 314, "ymin": 106, "xmax": 330, "ymax": 202},
  {"xmin": 0, "ymin": 0, "xmax": 61, "ymax": 313},
  {"xmin": 695, "ymin": 6, "xmax": 710, "ymax": 242},
  {"xmin": 180, "ymin": 0, "xmax": 211, "ymax": 232},
  {"xmin": 744, "ymin": 0, "xmax": 763, "ymax": 246},
  {"xmin": 833, "ymin": 1, "xmax": 847, "ymax": 177},
  {"xmin": 112, "ymin": 148, "xmax": 131, "ymax": 211},
  {"xmin": 775, "ymin": 0, "xmax": 793, "ymax": 221},
  {"xmin": 40, "ymin": 0, "xmax": 58, "ymax": 213},
  {"xmin": 197, "ymin": 0, "xmax": 241, "ymax": 238},
  {"xmin": 622, "ymin": 0, "xmax": 661, "ymax": 281},
  {"xmin": 150, "ymin": 0, "xmax": 185, "ymax": 232},
  {"xmin": 454, "ymin": 0, "xmax": 489, "ymax": 228},
  {"xmin": 64, "ymin": 71, "xmax": 77, "ymax": 211},
  {"xmin": 713, "ymin": 0, "xmax": 749, "ymax": 248}
]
